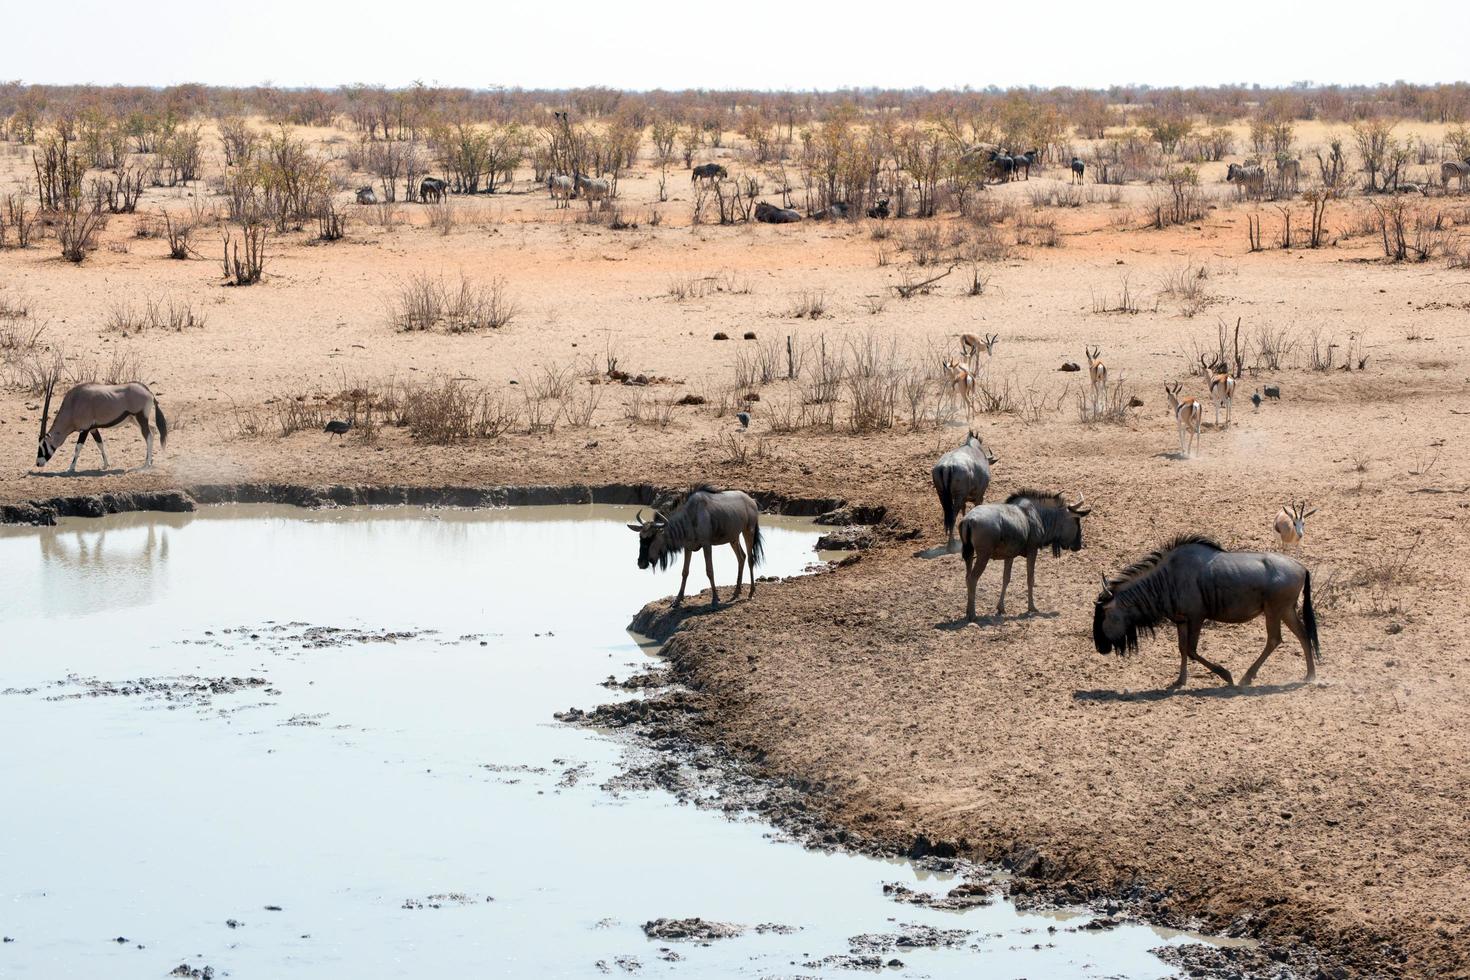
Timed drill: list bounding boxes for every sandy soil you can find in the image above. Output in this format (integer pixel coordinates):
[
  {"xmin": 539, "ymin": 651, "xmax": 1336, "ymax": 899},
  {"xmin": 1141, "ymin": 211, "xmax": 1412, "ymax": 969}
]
[{"xmin": 3, "ymin": 127, "xmax": 1470, "ymax": 977}]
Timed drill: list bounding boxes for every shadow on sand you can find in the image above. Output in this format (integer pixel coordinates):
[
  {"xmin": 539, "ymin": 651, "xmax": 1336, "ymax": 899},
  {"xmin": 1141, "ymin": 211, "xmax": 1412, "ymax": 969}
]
[
  {"xmin": 1074, "ymin": 680, "xmax": 1312, "ymax": 703},
  {"xmin": 29, "ymin": 467, "xmax": 134, "ymax": 479},
  {"xmin": 934, "ymin": 610, "xmax": 1061, "ymax": 631}
]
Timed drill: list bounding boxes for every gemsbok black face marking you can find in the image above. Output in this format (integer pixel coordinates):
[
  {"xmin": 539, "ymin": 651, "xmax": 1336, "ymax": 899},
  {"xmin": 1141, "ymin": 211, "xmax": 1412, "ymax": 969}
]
[{"xmin": 35, "ymin": 380, "xmax": 167, "ymax": 474}]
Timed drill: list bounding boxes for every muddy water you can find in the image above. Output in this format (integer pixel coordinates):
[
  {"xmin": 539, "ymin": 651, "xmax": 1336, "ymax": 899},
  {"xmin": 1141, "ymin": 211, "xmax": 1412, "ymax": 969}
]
[{"xmin": 1, "ymin": 504, "xmax": 1224, "ymax": 978}]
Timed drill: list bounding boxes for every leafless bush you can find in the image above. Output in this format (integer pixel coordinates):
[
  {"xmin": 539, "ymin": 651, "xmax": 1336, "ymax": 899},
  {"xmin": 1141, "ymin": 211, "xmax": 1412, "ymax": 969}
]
[
  {"xmin": 1253, "ymin": 322, "xmax": 1297, "ymax": 371},
  {"xmin": 387, "ymin": 271, "xmax": 518, "ymax": 332},
  {"xmin": 787, "ymin": 289, "xmax": 827, "ymax": 319},
  {"xmin": 105, "ymin": 293, "xmax": 208, "ymax": 333},
  {"xmin": 221, "ymin": 221, "xmax": 268, "ymax": 285},
  {"xmin": 316, "ymin": 197, "xmax": 348, "ymax": 241},
  {"xmin": 1157, "ymin": 262, "xmax": 1212, "ymax": 316},
  {"xmin": 1091, "ymin": 275, "xmax": 1143, "ymax": 314},
  {"xmin": 562, "ymin": 384, "xmax": 603, "ymax": 427},
  {"xmin": 1, "ymin": 194, "xmax": 36, "ymax": 248},
  {"xmin": 398, "ymin": 377, "xmax": 520, "ymax": 442},
  {"xmin": 1014, "ymin": 211, "xmax": 1060, "ymax": 247},
  {"xmin": 846, "ymin": 372, "xmax": 899, "ymax": 432},
  {"xmin": 1305, "ymin": 328, "xmax": 1338, "ymax": 371},
  {"xmin": 162, "ymin": 210, "xmax": 198, "ymax": 259},
  {"xmin": 1076, "ymin": 378, "xmax": 1136, "ymax": 424},
  {"xmin": 57, "ymin": 201, "xmax": 106, "ymax": 263}
]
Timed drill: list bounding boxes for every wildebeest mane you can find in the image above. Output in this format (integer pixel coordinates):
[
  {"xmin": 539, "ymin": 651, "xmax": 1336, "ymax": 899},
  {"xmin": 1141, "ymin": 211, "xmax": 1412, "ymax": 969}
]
[
  {"xmin": 1095, "ymin": 534, "xmax": 1223, "ymax": 653},
  {"xmin": 1005, "ymin": 488, "xmax": 1065, "ymax": 506}
]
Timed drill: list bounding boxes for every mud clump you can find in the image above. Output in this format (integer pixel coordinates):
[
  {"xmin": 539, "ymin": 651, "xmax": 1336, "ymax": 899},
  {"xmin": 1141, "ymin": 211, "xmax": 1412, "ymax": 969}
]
[
  {"xmin": 1152, "ymin": 942, "xmax": 1298, "ymax": 980},
  {"xmin": 35, "ymin": 674, "xmax": 271, "ymax": 708},
  {"xmin": 882, "ymin": 879, "xmax": 993, "ymax": 911},
  {"xmin": 641, "ymin": 918, "xmax": 744, "ymax": 942}
]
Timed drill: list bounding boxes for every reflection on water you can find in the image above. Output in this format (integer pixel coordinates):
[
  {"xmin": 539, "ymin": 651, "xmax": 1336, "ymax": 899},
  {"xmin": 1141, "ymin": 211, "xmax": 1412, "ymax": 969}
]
[{"xmin": 0, "ymin": 504, "xmax": 1217, "ymax": 979}]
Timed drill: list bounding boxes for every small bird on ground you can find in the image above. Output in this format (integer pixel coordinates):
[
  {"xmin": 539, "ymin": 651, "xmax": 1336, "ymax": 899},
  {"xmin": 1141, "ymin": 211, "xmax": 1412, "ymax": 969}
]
[
  {"xmin": 1251, "ymin": 390, "xmax": 1262, "ymax": 411},
  {"xmin": 324, "ymin": 419, "xmax": 352, "ymax": 439},
  {"xmin": 1264, "ymin": 385, "xmax": 1281, "ymax": 400},
  {"xmin": 735, "ymin": 411, "xmax": 751, "ymax": 430}
]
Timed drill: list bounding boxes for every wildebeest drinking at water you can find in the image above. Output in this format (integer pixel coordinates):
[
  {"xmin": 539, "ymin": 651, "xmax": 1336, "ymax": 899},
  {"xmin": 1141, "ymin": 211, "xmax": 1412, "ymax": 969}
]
[
  {"xmin": 932, "ymin": 430, "xmax": 999, "ymax": 548},
  {"xmin": 627, "ymin": 486, "xmax": 764, "ymax": 607},
  {"xmin": 959, "ymin": 490, "xmax": 1090, "ymax": 621},
  {"xmin": 1094, "ymin": 535, "xmax": 1319, "ymax": 689}
]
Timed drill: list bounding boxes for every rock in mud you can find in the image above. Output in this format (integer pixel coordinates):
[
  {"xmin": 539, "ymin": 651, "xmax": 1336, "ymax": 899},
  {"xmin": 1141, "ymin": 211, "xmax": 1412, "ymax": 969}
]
[
  {"xmin": 882, "ymin": 880, "xmax": 993, "ymax": 911},
  {"xmin": 641, "ymin": 918, "xmax": 745, "ymax": 942},
  {"xmin": 1152, "ymin": 942, "xmax": 1298, "ymax": 980},
  {"xmin": 815, "ymin": 527, "xmax": 873, "ymax": 551},
  {"xmin": 815, "ymin": 504, "xmax": 886, "ymax": 526}
]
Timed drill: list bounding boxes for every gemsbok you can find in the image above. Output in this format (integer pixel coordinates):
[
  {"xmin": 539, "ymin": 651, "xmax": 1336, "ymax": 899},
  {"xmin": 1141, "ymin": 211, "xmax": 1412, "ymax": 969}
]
[
  {"xmin": 1164, "ymin": 382, "xmax": 1202, "ymax": 457},
  {"xmin": 1200, "ymin": 355, "xmax": 1237, "ymax": 427},
  {"xmin": 1084, "ymin": 345, "xmax": 1107, "ymax": 414},
  {"xmin": 1094, "ymin": 535, "xmax": 1320, "ymax": 688},
  {"xmin": 1274, "ymin": 501, "xmax": 1316, "ymax": 550},
  {"xmin": 959, "ymin": 490, "xmax": 1091, "ymax": 621},
  {"xmin": 626, "ymin": 486, "xmax": 763, "ymax": 608},
  {"xmin": 35, "ymin": 380, "xmax": 168, "ymax": 473}
]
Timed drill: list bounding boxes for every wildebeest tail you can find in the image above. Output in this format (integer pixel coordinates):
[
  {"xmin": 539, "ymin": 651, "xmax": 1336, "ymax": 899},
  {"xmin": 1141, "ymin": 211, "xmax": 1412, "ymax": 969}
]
[
  {"xmin": 154, "ymin": 397, "xmax": 168, "ymax": 449},
  {"xmin": 1301, "ymin": 568, "xmax": 1320, "ymax": 660},
  {"xmin": 960, "ymin": 519, "xmax": 974, "ymax": 564},
  {"xmin": 938, "ymin": 469, "xmax": 956, "ymax": 539},
  {"xmin": 750, "ymin": 521, "xmax": 765, "ymax": 570}
]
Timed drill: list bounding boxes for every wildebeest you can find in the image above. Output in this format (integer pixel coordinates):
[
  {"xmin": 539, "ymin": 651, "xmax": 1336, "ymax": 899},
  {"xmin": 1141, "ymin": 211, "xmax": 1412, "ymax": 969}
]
[
  {"xmin": 1070, "ymin": 157, "xmax": 1086, "ymax": 184},
  {"xmin": 1226, "ymin": 163, "xmax": 1265, "ymax": 197},
  {"xmin": 419, "ymin": 177, "xmax": 449, "ymax": 203},
  {"xmin": 1013, "ymin": 149, "xmax": 1039, "ymax": 180},
  {"xmin": 1441, "ymin": 159, "xmax": 1470, "ymax": 194},
  {"xmin": 547, "ymin": 173, "xmax": 575, "ymax": 207},
  {"xmin": 1094, "ymin": 535, "xmax": 1319, "ymax": 688},
  {"xmin": 866, "ymin": 198, "xmax": 890, "ymax": 219},
  {"xmin": 932, "ymin": 430, "xmax": 999, "ymax": 548},
  {"xmin": 812, "ymin": 201, "xmax": 850, "ymax": 220},
  {"xmin": 626, "ymin": 486, "xmax": 763, "ymax": 607},
  {"xmin": 691, "ymin": 163, "xmax": 728, "ymax": 184},
  {"xmin": 355, "ymin": 186, "xmax": 378, "ymax": 205},
  {"xmin": 35, "ymin": 380, "xmax": 167, "ymax": 473},
  {"xmin": 754, "ymin": 201, "xmax": 801, "ymax": 224},
  {"xmin": 989, "ymin": 152, "xmax": 1015, "ymax": 182},
  {"xmin": 574, "ymin": 172, "xmax": 611, "ymax": 210},
  {"xmin": 959, "ymin": 490, "xmax": 1091, "ymax": 621}
]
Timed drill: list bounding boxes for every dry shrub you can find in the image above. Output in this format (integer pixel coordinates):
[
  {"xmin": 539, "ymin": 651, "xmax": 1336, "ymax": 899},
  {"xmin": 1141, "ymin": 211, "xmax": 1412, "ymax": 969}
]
[
  {"xmin": 388, "ymin": 271, "xmax": 518, "ymax": 332},
  {"xmin": 105, "ymin": 293, "xmax": 208, "ymax": 333},
  {"xmin": 787, "ymin": 289, "xmax": 827, "ymax": 318},
  {"xmin": 398, "ymin": 377, "xmax": 520, "ymax": 442}
]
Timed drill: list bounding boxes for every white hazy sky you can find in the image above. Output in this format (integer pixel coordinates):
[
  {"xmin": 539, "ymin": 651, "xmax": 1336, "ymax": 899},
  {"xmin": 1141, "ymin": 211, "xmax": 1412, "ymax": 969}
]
[{"xmin": 12, "ymin": 0, "xmax": 1468, "ymax": 91}]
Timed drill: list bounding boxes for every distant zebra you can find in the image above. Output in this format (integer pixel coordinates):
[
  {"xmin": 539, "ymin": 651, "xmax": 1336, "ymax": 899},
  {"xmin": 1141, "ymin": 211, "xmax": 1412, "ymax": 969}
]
[
  {"xmin": 547, "ymin": 173, "xmax": 574, "ymax": 208},
  {"xmin": 1226, "ymin": 162, "xmax": 1265, "ymax": 198},
  {"xmin": 1275, "ymin": 157, "xmax": 1301, "ymax": 195},
  {"xmin": 1441, "ymin": 160, "xmax": 1470, "ymax": 194},
  {"xmin": 1070, "ymin": 157, "xmax": 1085, "ymax": 184}
]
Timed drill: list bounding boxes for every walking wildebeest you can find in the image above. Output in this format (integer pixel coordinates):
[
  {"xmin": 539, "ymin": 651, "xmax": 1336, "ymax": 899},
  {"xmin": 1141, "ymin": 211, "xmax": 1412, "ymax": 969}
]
[
  {"xmin": 547, "ymin": 173, "xmax": 574, "ymax": 207},
  {"xmin": 355, "ymin": 186, "xmax": 378, "ymax": 205},
  {"xmin": 1014, "ymin": 149, "xmax": 1039, "ymax": 180},
  {"xmin": 574, "ymin": 172, "xmax": 610, "ymax": 210},
  {"xmin": 754, "ymin": 201, "xmax": 801, "ymax": 224},
  {"xmin": 1094, "ymin": 535, "xmax": 1320, "ymax": 688},
  {"xmin": 990, "ymin": 152, "xmax": 1015, "ymax": 182},
  {"xmin": 35, "ymin": 380, "xmax": 168, "ymax": 473},
  {"xmin": 866, "ymin": 199, "xmax": 890, "ymax": 219},
  {"xmin": 959, "ymin": 490, "xmax": 1091, "ymax": 621},
  {"xmin": 626, "ymin": 487, "xmax": 763, "ymax": 607},
  {"xmin": 1070, "ymin": 157, "xmax": 1086, "ymax": 184},
  {"xmin": 932, "ymin": 430, "xmax": 999, "ymax": 548},
  {"xmin": 420, "ymin": 177, "xmax": 449, "ymax": 203},
  {"xmin": 691, "ymin": 163, "xmax": 728, "ymax": 184}
]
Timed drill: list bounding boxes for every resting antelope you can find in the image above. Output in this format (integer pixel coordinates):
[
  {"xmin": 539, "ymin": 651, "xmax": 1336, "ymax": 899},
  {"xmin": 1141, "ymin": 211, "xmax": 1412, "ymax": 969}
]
[
  {"xmin": 1275, "ymin": 501, "xmax": 1316, "ymax": 550},
  {"xmin": 35, "ymin": 380, "xmax": 168, "ymax": 473},
  {"xmin": 1084, "ymin": 345, "xmax": 1107, "ymax": 414},
  {"xmin": 1200, "ymin": 355, "xmax": 1236, "ymax": 427},
  {"xmin": 1164, "ymin": 382, "xmax": 1202, "ymax": 457},
  {"xmin": 942, "ymin": 359, "xmax": 977, "ymax": 411}
]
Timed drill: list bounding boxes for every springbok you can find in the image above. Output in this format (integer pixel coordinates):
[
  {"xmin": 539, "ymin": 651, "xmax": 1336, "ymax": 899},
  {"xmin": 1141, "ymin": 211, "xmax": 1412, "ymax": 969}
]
[
  {"xmin": 35, "ymin": 380, "xmax": 167, "ymax": 473},
  {"xmin": 1084, "ymin": 345, "xmax": 1107, "ymax": 414},
  {"xmin": 626, "ymin": 486, "xmax": 763, "ymax": 608},
  {"xmin": 942, "ymin": 359, "xmax": 977, "ymax": 411},
  {"xmin": 1274, "ymin": 501, "xmax": 1316, "ymax": 550},
  {"xmin": 1441, "ymin": 160, "xmax": 1470, "ymax": 194},
  {"xmin": 958, "ymin": 332, "xmax": 998, "ymax": 368},
  {"xmin": 932, "ymin": 430, "xmax": 999, "ymax": 548},
  {"xmin": 1095, "ymin": 535, "xmax": 1320, "ymax": 688},
  {"xmin": 1200, "ymin": 355, "xmax": 1236, "ymax": 427},
  {"xmin": 547, "ymin": 173, "xmax": 574, "ymax": 208},
  {"xmin": 959, "ymin": 490, "xmax": 1090, "ymax": 621},
  {"xmin": 1164, "ymin": 382, "xmax": 1202, "ymax": 457}
]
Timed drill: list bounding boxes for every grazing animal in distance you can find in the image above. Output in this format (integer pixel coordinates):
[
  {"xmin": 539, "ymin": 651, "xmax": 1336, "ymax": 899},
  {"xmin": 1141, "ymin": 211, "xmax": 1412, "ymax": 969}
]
[
  {"xmin": 1014, "ymin": 149, "xmax": 1039, "ymax": 180},
  {"xmin": 990, "ymin": 152, "xmax": 1015, "ymax": 182},
  {"xmin": 1094, "ymin": 535, "xmax": 1319, "ymax": 688},
  {"xmin": 1274, "ymin": 501, "xmax": 1316, "ymax": 550},
  {"xmin": 958, "ymin": 332, "xmax": 998, "ymax": 365},
  {"xmin": 419, "ymin": 176, "xmax": 449, "ymax": 203},
  {"xmin": 35, "ymin": 380, "xmax": 167, "ymax": 473},
  {"xmin": 942, "ymin": 359, "xmax": 977, "ymax": 410},
  {"xmin": 355, "ymin": 186, "xmax": 378, "ymax": 205},
  {"xmin": 866, "ymin": 198, "xmax": 890, "ymax": 219},
  {"xmin": 1441, "ymin": 159, "xmax": 1470, "ymax": 194},
  {"xmin": 932, "ymin": 430, "xmax": 999, "ymax": 548},
  {"xmin": 324, "ymin": 419, "xmax": 352, "ymax": 439},
  {"xmin": 959, "ymin": 490, "xmax": 1090, "ymax": 621},
  {"xmin": 626, "ymin": 487, "xmax": 763, "ymax": 607},
  {"xmin": 754, "ymin": 201, "xmax": 801, "ymax": 224},
  {"xmin": 1084, "ymin": 345, "xmax": 1108, "ymax": 414},
  {"xmin": 1070, "ymin": 157, "xmax": 1086, "ymax": 184},
  {"xmin": 547, "ymin": 173, "xmax": 575, "ymax": 208},
  {"xmin": 1263, "ymin": 385, "xmax": 1281, "ymax": 400},
  {"xmin": 573, "ymin": 172, "xmax": 611, "ymax": 210},
  {"xmin": 1226, "ymin": 162, "xmax": 1266, "ymax": 198},
  {"xmin": 691, "ymin": 163, "xmax": 728, "ymax": 184},
  {"xmin": 1275, "ymin": 156, "xmax": 1301, "ymax": 194},
  {"xmin": 1164, "ymin": 382, "xmax": 1203, "ymax": 457},
  {"xmin": 1200, "ymin": 355, "xmax": 1237, "ymax": 427}
]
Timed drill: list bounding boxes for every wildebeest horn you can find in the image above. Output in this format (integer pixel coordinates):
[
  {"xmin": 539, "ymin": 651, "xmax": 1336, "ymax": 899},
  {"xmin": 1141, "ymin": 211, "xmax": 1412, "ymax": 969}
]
[
  {"xmin": 1100, "ymin": 574, "xmax": 1112, "ymax": 597},
  {"xmin": 1070, "ymin": 492, "xmax": 1091, "ymax": 514},
  {"xmin": 653, "ymin": 510, "xmax": 668, "ymax": 526}
]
